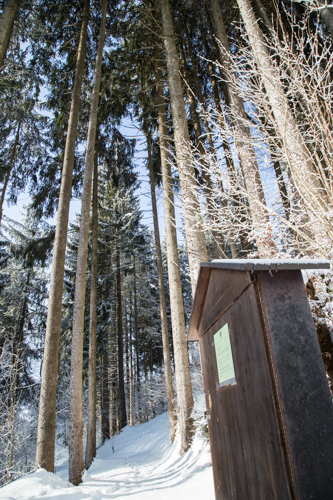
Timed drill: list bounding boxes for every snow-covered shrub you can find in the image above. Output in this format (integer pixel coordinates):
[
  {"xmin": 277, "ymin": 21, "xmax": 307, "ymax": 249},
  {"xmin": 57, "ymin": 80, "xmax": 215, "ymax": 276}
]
[{"xmin": 305, "ymin": 271, "xmax": 333, "ymax": 394}]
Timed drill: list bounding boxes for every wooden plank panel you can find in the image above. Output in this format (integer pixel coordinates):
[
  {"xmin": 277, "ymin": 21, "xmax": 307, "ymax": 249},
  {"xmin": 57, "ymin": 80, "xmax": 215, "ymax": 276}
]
[
  {"xmin": 199, "ymin": 336, "xmax": 229, "ymax": 498},
  {"xmin": 258, "ymin": 270, "xmax": 333, "ymax": 499},
  {"xmin": 198, "ymin": 269, "xmax": 251, "ymax": 338},
  {"xmin": 202, "ymin": 284, "xmax": 292, "ymax": 500}
]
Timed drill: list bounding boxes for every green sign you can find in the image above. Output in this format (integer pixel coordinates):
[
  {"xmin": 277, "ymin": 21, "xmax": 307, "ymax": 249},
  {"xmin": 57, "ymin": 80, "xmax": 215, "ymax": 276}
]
[{"xmin": 214, "ymin": 323, "xmax": 236, "ymax": 387}]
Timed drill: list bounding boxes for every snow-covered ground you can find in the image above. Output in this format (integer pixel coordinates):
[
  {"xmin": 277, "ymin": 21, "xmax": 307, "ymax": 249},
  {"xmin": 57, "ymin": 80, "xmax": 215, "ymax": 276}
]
[{"xmin": 0, "ymin": 400, "xmax": 214, "ymax": 499}]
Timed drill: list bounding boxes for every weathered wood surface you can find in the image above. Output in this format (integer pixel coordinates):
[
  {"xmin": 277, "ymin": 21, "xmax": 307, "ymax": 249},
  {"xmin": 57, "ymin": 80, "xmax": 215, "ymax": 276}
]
[
  {"xmin": 200, "ymin": 284, "xmax": 292, "ymax": 500},
  {"xmin": 188, "ymin": 266, "xmax": 211, "ymax": 341},
  {"xmin": 189, "ymin": 268, "xmax": 251, "ymax": 340},
  {"xmin": 189, "ymin": 262, "xmax": 333, "ymax": 500},
  {"xmin": 257, "ymin": 270, "xmax": 333, "ymax": 499}
]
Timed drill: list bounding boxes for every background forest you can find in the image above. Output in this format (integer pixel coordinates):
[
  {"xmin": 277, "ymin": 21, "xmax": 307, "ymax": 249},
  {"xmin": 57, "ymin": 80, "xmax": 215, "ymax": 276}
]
[{"xmin": 1, "ymin": 0, "xmax": 333, "ymax": 488}]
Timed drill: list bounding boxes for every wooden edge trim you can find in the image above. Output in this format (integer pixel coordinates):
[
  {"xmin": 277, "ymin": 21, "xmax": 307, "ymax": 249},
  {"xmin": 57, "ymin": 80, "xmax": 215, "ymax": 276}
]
[
  {"xmin": 196, "ymin": 281, "xmax": 253, "ymax": 341},
  {"xmin": 188, "ymin": 266, "xmax": 212, "ymax": 341}
]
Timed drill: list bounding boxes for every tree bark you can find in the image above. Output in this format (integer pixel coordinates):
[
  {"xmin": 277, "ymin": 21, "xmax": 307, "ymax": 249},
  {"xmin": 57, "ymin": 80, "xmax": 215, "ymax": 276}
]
[
  {"xmin": 149, "ymin": 338, "xmax": 153, "ymax": 377},
  {"xmin": 133, "ymin": 254, "xmax": 140, "ymax": 385},
  {"xmin": 154, "ymin": 53, "xmax": 193, "ymax": 454},
  {"xmin": 0, "ymin": 0, "xmax": 19, "ymax": 71},
  {"xmin": 101, "ymin": 350, "xmax": 110, "ymax": 442},
  {"xmin": 129, "ymin": 292, "xmax": 134, "ymax": 426},
  {"xmin": 160, "ymin": 0, "xmax": 208, "ymax": 296},
  {"xmin": 116, "ymin": 243, "xmax": 127, "ymax": 430},
  {"xmin": 200, "ymin": 28, "xmax": 238, "ymax": 180},
  {"xmin": 110, "ymin": 346, "xmax": 118, "ymax": 436},
  {"xmin": 320, "ymin": 4, "xmax": 333, "ymax": 38},
  {"xmin": 143, "ymin": 329, "xmax": 147, "ymax": 381},
  {"xmin": 84, "ymin": 154, "xmax": 99, "ymax": 470},
  {"xmin": 180, "ymin": 8, "xmax": 217, "ymax": 158},
  {"xmin": 125, "ymin": 303, "xmax": 129, "ymax": 384},
  {"xmin": 68, "ymin": 0, "xmax": 106, "ymax": 484},
  {"xmin": 208, "ymin": 0, "xmax": 273, "ymax": 254},
  {"xmin": 236, "ymin": 0, "xmax": 333, "ymax": 238},
  {"xmin": 141, "ymin": 99, "xmax": 177, "ymax": 440},
  {"xmin": 252, "ymin": 0, "xmax": 274, "ymax": 32},
  {"xmin": 35, "ymin": 0, "xmax": 89, "ymax": 473},
  {"xmin": 272, "ymin": 159, "xmax": 291, "ymax": 220},
  {"xmin": 201, "ymin": 34, "xmax": 240, "ymax": 258},
  {"xmin": 178, "ymin": 43, "xmax": 227, "ymax": 259}
]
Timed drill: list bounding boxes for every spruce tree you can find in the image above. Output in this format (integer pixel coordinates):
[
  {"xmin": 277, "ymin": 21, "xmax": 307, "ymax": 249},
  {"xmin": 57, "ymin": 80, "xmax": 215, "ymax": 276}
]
[
  {"xmin": 36, "ymin": 0, "xmax": 90, "ymax": 473},
  {"xmin": 160, "ymin": 0, "xmax": 208, "ymax": 296},
  {"xmin": 68, "ymin": 0, "xmax": 107, "ymax": 484},
  {"xmin": 0, "ymin": 210, "xmax": 53, "ymax": 485}
]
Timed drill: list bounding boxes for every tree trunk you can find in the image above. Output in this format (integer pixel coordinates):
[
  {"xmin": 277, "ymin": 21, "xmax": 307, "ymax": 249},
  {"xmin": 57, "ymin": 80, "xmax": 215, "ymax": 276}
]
[
  {"xmin": 208, "ymin": 0, "xmax": 273, "ymax": 254},
  {"xmin": 84, "ymin": 154, "xmax": 99, "ymax": 470},
  {"xmin": 201, "ymin": 28, "xmax": 238, "ymax": 179},
  {"xmin": 143, "ymin": 329, "xmax": 147, "ymax": 381},
  {"xmin": 178, "ymin": 43, "xmax": 227, "ymax": 259},
  {"xmin": 68, "ymin": 0, "xmax": 106, "ymax": 484},
  {"xmin": 141, "ymin": 95, "xmax": 176, "ymax": 440},
  {"xmin": 272, "ymin": 159, "xmax": 291, "ymax": 220},
  {"xmin": 154, "ymin": 53, "xmax": 193, "ymax": 454},
  {"xmin": 101, "ymin": 350, "xmax": 110, "ymax": 442},
  {"xmin": 236, "ymin": 0, "xmax": 333, "ymax": 239},
  {"xmin": 201, "ymin": 36, "xmax": 240, "ymax": 258},
  {"xmin": 201, "ymin": 21, "xmax": 249, "ymax": 255},
  {"xmin": 320, "ymin": 4, "xmax": 333, "ymax": 38},
  {"xmin": 180, "ymin": 8, "xmax": 217, "ymax": 158},
  {"xmin": 149, "ymin": 338, "xmax": 153, "ymax": 377},
  {"xmin": 125, "ymin": 303, "xmax": 129, "ymax": 385},
  {"xmin": 8, "ymin": 357, "xmax": 16, "ymax": 483},
  {"xmin": 110, "ymin": 347, "xmax": 118, "ymax": 436},
  {"xmin": 252, "ymin": 0, "xmax": 274, "ymax": 32},
  {"xmin": 0, "ymin": 120, "xmax": 20, "ymax": 224},
  {"xmin": 0, "ymin": 0, "xmax": 19, "ymax": 71},
  {"xmin": 35, "ymin": 0, "xmax": 89, "ymax": 473},
  {"xmin": 133, "ymin": 255, "xmax": 140, "ymax": 385},
  {"xmin": 116, "ymin": 243, "xmax": 127, "ymax": 430},
  {"xmin": 160, "ymin": 0, "xmax": 208, "ymax": 296},
  {"xmin": 129, "ymin": 331, "xmax": 134, "ymax": 426},
  {"xmin": 129, "ymin": 292, "xmax": 134, "ymax": 426}
]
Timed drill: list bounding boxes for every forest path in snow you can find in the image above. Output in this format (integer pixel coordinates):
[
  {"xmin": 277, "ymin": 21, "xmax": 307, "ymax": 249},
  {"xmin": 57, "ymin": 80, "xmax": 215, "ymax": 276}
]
[{"xmin": 0, "ymin": 411, "xmax": 214, "ymax": 500}]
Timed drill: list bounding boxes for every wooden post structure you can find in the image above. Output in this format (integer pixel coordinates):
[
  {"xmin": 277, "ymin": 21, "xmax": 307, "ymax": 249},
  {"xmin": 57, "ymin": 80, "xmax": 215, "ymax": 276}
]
[{"xmin": 188, "ymin": 259, "xmax": 333, "ymax": 500}]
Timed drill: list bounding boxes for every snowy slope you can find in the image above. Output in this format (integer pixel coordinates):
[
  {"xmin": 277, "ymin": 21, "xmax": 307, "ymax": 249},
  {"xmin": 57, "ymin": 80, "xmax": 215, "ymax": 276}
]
[{"xmin": 0, "ymin": 406, "xmax": 214, "ymax": 499}]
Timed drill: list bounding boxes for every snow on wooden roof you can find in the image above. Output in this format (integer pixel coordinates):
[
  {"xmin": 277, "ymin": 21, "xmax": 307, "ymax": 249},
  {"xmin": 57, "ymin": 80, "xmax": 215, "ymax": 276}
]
[{"xmin": 206, "ymin": 258, "xmax": 330, "ymax": 271}]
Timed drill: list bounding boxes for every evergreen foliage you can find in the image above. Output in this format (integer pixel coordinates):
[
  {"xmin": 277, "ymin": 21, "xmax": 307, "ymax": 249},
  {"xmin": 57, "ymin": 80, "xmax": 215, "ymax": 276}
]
[
  {"xmin": 0, "ymin": 0, "xmax": 333, "ymax": 486},
  {"xmin": 0, "ymin": 210, "xmax": 53, "ymax": 485}
]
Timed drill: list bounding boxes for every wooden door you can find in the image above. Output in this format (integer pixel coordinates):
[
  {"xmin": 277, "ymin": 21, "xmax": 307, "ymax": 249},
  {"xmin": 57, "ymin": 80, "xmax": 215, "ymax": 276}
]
[{"xmin": 199, "ymin": 284, "xmax": 293, "ymax": 500}]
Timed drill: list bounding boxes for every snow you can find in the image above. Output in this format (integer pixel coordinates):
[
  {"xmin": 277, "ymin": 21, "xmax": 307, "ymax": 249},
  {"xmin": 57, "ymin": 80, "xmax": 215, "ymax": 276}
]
[
  {"xmin": 210, "ymin": 258, "xmax": 330, "ymax": 271},
  {"xmin": 0, "ymin": 400, "xmax": 214, "ymax": 500},
  {"xmin": 301, "ymin": 267, "xmax": 331, "ymax": 284}
]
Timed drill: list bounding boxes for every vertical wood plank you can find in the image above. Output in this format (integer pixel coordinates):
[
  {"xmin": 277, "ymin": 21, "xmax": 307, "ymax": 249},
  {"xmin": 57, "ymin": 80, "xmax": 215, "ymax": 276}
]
[
  {"xmin": 201, "ymin": 283, "xmax": 292, "ymax": 500},
  {"xmin": 258, "ymin": 270, "xmax": 333, "ymax": 499}
]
